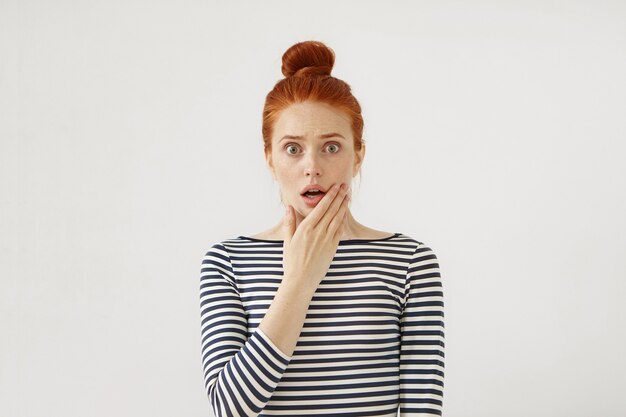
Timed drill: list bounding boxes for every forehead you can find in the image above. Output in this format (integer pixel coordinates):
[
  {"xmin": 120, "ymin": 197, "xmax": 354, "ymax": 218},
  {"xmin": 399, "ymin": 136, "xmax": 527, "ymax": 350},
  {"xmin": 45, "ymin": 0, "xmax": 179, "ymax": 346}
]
[{"xmin": 273, "ymin": 101, "xmax": 351, "ymax": 141}]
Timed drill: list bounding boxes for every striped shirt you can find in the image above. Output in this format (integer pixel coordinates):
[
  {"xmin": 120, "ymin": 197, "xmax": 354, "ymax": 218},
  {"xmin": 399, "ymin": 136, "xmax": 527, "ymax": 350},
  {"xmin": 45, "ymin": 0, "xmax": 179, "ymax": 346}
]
[{"xmin": 199, "ymin": 232, "xmax": 445, "ymax": 417}]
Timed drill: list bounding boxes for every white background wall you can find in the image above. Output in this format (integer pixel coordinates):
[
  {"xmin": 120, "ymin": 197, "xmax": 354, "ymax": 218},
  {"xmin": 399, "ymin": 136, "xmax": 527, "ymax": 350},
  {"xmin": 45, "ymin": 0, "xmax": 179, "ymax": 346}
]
[{"xmin": 2, "ymin": 1, "xmax": 625, "ymax": 416}]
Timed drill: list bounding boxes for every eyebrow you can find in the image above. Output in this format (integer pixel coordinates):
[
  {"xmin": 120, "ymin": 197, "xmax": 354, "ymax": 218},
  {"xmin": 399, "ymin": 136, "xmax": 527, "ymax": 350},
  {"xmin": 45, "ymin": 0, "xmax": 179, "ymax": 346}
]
[{"xmin": 279, "ymin": 133, "xmax": 346, "ymax": 142}]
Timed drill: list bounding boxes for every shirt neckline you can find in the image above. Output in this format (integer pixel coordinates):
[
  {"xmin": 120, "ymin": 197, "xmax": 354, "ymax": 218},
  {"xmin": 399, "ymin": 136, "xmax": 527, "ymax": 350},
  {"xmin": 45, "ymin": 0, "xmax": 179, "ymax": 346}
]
[{"xmin": 237, "ymin": 232, "xmax": 401, "ymax": 243}]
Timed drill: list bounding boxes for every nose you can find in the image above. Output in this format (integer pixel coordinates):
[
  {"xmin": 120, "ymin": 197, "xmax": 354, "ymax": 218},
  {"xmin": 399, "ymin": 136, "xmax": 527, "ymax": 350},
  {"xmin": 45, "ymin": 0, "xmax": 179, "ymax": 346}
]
[{"xmin": 303, "ymin": 154, "xmax": 322, "ymax": 177}]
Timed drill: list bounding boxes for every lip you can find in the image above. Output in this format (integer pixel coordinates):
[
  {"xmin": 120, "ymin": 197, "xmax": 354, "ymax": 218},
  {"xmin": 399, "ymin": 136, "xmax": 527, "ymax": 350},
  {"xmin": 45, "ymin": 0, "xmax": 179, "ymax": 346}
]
[
  {"xmin": 300, "ymin": 184, "xmax": 328, "ymax": 195},
  {"xmin": 301, "ymin": 192, "xmax": 325, "ymax": 207}
]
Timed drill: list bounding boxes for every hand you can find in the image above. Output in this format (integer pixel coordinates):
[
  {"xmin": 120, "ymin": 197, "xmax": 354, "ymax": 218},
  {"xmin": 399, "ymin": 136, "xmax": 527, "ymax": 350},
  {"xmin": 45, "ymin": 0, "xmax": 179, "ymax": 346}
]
[{"xmin": 281, "ymin": 183, "xmax": 350, "ymax": 290}]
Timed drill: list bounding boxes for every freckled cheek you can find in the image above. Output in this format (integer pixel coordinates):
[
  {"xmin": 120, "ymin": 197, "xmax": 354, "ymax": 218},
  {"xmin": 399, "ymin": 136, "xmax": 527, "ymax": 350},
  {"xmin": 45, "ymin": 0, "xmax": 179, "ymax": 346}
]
[
  {"xmin": 274, "ymin": 161, "xmax": 297, "ymax": 177},
  {"xmin": 273, "ymin": 165, "xmax": 299, "ymax": 195}
]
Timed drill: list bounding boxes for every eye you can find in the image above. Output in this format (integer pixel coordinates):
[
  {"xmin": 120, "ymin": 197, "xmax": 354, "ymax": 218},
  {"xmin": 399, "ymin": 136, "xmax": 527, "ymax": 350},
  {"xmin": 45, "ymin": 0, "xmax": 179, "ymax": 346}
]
[
  {"xmin": 326, "ymin": 143, "xmax": 340, "ymax": 153},
  {"xmin": 284, "ymin": 142, "xmax": 341, "ymax": 155}
]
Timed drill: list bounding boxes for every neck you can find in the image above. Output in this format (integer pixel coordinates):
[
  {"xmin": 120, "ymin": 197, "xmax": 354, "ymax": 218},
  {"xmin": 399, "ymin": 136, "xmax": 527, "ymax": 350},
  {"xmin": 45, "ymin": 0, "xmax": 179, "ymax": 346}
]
[{"xmin": 287, "ymin": 207, "xmax": 362, "ymax": 240}]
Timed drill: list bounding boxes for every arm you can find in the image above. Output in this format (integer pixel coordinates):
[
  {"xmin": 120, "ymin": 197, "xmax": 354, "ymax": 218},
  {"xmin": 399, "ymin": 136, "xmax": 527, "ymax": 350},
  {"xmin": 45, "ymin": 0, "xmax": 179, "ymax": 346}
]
[
  {"xmin": 258, "ymin": 275, "xmax": 317, "ymax": 358},
  {"xmin": 199, "ymin": 243, "xmax": 293, "ymax": 417},
  {"xmin": 399, "ymin": 243, "xmax": 446, "ymax": 416}
]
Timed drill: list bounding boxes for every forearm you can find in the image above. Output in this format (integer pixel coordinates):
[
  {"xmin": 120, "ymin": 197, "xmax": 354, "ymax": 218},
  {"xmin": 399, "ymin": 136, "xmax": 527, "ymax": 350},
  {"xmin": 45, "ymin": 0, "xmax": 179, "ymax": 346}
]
[{"xmin": 258, "ymin": 276, "xmax": 316, "ymax": 357}]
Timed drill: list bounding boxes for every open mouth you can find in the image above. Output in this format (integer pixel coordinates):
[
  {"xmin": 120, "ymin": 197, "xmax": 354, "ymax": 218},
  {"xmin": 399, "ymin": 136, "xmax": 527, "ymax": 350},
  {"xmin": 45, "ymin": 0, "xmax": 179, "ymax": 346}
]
[
  {"xmin": 301, "ymin": 190, "xmax": 326, "ymax": 206},
  {"xmin": 302, "ymin": 190, "xmax": 326, "ymax": 198}
]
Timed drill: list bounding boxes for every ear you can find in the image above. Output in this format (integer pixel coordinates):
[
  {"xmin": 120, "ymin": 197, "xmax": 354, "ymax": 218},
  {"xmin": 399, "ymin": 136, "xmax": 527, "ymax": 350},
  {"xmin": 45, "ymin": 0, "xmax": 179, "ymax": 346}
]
[{"xmin": 353, "ymin": 141, "xmax": 366, "ymax": 177}]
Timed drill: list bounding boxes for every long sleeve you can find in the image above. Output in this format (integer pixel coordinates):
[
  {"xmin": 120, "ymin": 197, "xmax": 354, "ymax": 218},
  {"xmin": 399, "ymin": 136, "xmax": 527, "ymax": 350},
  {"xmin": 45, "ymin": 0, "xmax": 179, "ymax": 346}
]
[
  {"xmin": 399, "ymin": 243, "xmax": 446, "ymax": 416},
  {"xmin": 199, "ymin": 243, "xmax": 293, "ymax": 417}
]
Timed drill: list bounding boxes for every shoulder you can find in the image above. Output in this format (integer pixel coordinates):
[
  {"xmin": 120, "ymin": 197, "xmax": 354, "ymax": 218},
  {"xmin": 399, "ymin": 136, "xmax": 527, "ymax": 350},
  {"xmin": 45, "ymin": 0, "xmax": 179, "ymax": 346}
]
[
  {"xmin": 398, "ymin": 236, "xmax": 443, "ymax": 304},
  {"xmin": 202, "ymin": 236, "xmax": 245, "ymax": 257},
  {"xmin": 396, "ymin": 234, "xmax": 440, "ymax": 269},
  {"xmin": 201, "ymin": 238, "xmax": 244, "ymax": 272},
  {"xmin": 202, "ymin": 240, "xmax": 229, "ymax": 260},
  {"xmin": 403, "ymin": 239, "xmax": 442, "ymax": 289},
  {"xmin": 200, "ymin": 240, "xmax": 239, "ymax": 285},
  {"xmin": 397, "ymin": 234, "xmax": 436, "ymax": 252},
  {"xmin": 394, "ymin": 233, "xmax": 424, "ymax": 251}
]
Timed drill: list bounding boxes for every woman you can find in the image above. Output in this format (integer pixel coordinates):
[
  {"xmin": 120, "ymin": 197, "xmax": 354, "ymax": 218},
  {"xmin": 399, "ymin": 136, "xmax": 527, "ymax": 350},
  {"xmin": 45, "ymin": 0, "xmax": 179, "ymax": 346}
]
[{"xmin": 200, "ymin": 40, "xmax": 445, "ymax": 417}]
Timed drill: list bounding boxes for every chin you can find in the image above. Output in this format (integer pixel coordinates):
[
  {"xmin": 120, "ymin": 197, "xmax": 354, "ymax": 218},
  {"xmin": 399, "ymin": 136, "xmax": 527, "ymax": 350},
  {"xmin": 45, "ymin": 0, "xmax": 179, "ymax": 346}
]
[{"xmin": 295, "ymin": 204, "xmax": 310, "ymax": 216}]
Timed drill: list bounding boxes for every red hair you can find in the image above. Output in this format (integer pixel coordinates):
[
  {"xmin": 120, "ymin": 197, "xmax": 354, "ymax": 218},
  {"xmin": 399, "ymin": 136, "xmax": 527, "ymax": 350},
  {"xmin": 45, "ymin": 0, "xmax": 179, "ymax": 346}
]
[{"xmin": 262, "ymin": 41, "xmax": 365, "ymax": 164}]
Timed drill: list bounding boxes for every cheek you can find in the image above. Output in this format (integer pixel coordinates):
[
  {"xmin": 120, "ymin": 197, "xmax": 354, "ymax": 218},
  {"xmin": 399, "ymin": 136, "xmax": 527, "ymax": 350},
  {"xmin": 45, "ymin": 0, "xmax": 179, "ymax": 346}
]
[{"xmin": 273, "ymin": 155, "xmax": 296, "ymax": 172}]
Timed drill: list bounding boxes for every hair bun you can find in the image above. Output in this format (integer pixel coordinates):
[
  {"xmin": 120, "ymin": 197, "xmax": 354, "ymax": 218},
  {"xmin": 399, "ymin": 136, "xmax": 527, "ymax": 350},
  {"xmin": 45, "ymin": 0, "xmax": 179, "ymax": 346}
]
[{"xmin": 281, "ymin": 40, "xmax": 335, "ymax": 78}]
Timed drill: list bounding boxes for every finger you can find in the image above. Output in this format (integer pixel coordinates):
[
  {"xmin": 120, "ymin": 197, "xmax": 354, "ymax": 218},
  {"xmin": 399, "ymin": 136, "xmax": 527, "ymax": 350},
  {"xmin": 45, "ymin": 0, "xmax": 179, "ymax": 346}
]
[
  {"xmin": 318, "ymin": 183, "xmax": 348, "ymax": 231},
  {"xmin": 283, "ymin": 205, "xmax": 295, "ymax": 245},
  {"xmin": 331, "ymin": 191, "xmax": 351, "ymax": 239},
  {"xmin": 304, "ymin": 182, "xmax": 343, "ymax": 228}
]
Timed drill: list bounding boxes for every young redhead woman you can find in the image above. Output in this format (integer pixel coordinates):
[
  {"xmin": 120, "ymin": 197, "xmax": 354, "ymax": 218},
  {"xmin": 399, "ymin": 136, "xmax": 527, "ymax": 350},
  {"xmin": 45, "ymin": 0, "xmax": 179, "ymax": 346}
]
[
  {"xmin": 200, "ymin": 40, "xmax": 445, "ymax": 417},
  {"xmin": 253, "ymin": 98, "xmax": 392, "ymax": 242}
]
